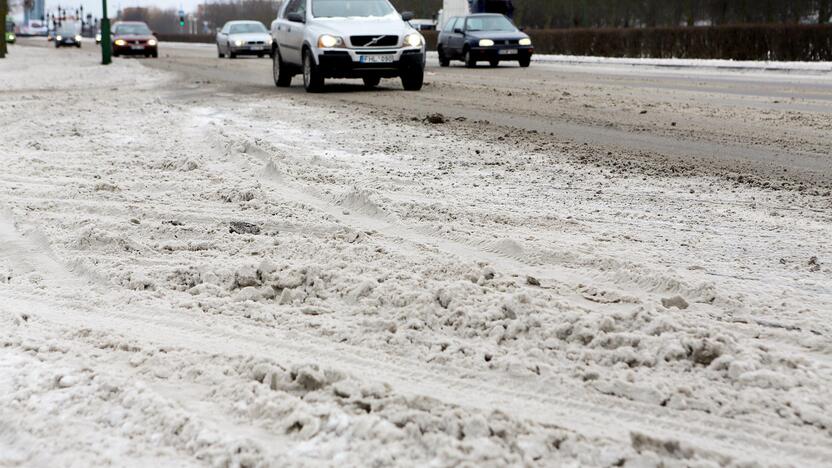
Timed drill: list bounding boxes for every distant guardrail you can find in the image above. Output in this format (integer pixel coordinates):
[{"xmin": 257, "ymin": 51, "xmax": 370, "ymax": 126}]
[{"xmin": 520, "ymin": 24, "xmax": 832, "ymax": 62}]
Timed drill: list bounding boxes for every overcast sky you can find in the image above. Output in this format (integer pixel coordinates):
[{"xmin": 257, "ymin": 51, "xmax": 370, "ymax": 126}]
[{"xmin": 14, "ymin": 0, "xmax": 206, "ymax": 19}]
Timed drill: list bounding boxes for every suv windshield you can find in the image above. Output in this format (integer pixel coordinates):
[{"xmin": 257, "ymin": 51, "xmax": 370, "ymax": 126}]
[
  {"xmin": 466, "ymin": 15, "xmax": 516, "ymax": 32},
  {"xmin": 312, "ymin": 0, "xmax": 396, "ymax": 18},
  {"xmin": 115, "ymin": 24, "xmax": 151, "ymax": 35},
  {"xmin": 230, "ymin": 23, "xmax": 266, "ymax": 34}
]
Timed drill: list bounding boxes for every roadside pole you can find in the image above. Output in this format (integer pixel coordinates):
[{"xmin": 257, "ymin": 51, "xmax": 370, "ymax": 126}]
[
  {"xmin": 100, "ymin": 0, "xmax": 111, "ymax": 64},
  {"xmin": 1, "ymin": 0, "xmax": 8, "ymax": 59}
]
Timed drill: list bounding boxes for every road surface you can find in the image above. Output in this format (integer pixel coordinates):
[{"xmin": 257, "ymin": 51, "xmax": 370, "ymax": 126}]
[{"xmin": 20, "ymin": 37, "xmax": 832, "ymax": 189}]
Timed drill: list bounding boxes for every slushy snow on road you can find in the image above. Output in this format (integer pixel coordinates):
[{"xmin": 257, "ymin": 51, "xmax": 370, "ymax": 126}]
[{"xmin": 1, "ymin": 46, "xmax": 831, "ymax": 467}]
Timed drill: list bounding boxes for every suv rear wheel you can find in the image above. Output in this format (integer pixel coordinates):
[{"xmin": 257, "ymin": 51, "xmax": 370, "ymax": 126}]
[
  {"xmin": 273, "ymin": 48, "xmax": 293, "ymax": 87},
  {"xmin": 302, "ymin": 49, "xmax": 325, "ymax": 93},
  {"xmin": 363, "ymin": 75, "xmax": 381, "ymax": 88}
]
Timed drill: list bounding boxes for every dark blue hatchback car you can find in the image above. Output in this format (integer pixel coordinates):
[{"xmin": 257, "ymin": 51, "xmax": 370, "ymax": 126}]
[{"xmin": 437, "ymin": 14, "xmax": 533, "ymax": 68}]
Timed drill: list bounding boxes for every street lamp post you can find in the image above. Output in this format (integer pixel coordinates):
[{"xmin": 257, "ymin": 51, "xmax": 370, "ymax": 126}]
[{"xmin": 101, "ymin": 0, "xmax": 111, "ymax": 64}]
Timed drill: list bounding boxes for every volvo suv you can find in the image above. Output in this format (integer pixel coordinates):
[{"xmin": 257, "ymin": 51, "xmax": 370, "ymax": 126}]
[{"xmin": 270, "ymin": 0, "xmax": 426, "ymax": 92}]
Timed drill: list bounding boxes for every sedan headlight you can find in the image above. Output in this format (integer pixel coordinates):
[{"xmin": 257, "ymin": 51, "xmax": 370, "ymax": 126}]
[
  {"xmin": 56, "ymin": 35, "xmax": 63, "ymax": 41},
  {"xmin": 404, "ymin": 33, "xmax": 423, "ymax": 48},
  {"xmin": 95, "ymin": 33, "xmax": 101, "ymax": 41},
  {"xmin": 234, "ymin": 40, "xmax": 243, "ymax": 46},
  {"xmin": 317, "ymin": 34, "xmax": 343, "ymax": 48},
  {"xmin": 114, "ymin": 39, "xmax": 126, "ymax": 46},
  {"xmin": 148, "ymin": 39, "xmax": 157, "ymax": 46},
  {"xmin": 9, "ymin": 34, "xmax": 15, "ymax": 40},
  {"xmin": 478, "ymin": 39, "xmax": 495, "ymax": 47},
  {"xmin": 519, "ymin": 38, "xmax": 532, "ymax": 46},
  {"xmin": 75, "ymin": 35, "xmax": 82, "ymax": 41}
]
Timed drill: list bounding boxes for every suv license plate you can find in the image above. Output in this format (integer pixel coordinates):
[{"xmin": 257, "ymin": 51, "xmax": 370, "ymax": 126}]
[
  {"xmin": 359, "ymin": 55, "xmax": 395, "ymax": 64},
  {"xmin": 131, "ymin": 45, "xmax": 144, "ymax": 50},
  {"xmin": 499, "ymin": 49, "xmax": 518, "ymax": 55}
]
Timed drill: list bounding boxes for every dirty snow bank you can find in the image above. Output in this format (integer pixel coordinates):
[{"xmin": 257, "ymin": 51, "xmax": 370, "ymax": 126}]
[{"xmin": 1, "ymin": 44, "xmax": 831, "ymax": 467}]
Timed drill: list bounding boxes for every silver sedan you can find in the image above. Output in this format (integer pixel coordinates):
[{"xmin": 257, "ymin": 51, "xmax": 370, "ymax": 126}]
[{"xmin": 216, "ymin": 20, "xmax": 272, "ymax": 59}]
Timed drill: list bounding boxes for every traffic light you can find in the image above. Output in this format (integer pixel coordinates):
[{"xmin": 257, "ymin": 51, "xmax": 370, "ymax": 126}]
[{"xmin": 178, "ymin": 10, "xmax": 185, "ymax": 28}]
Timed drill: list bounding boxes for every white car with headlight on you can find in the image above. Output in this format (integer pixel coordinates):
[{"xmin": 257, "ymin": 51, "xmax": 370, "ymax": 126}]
[
  {"xmin": 216, "ymin": 20, "xmax": 272, "ymax": 59},
  {"xmin": 270, "ymin": 0, "xmax": 426, "ymax": 92}
]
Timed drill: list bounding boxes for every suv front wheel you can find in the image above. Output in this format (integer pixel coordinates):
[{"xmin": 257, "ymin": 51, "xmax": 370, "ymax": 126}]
[
  {"xmin": 400, "ymin": 67, "xmax": 424, "ymax": 91},
  {"xmin": 273, "ymin": 48, "xmax": 293, "ymax": 87},
  {"xmin": 303, "ymin": 49, "xmax": 325, "ymax": 93}
]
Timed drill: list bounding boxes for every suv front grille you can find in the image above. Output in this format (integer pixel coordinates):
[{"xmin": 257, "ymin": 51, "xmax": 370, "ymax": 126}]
[{"xmin": 350, "ymin": 35, "xmax": 399, "ymax": 47}]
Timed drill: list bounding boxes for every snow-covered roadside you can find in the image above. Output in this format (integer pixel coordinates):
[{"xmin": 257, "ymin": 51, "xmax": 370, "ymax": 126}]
[
  {"xmin": 2, "ymin": 46, "xmax": 831, "ymax": 467},
  {"xmin": 529, "ymin": 54, "xmax": 832, "ymax": 73}
]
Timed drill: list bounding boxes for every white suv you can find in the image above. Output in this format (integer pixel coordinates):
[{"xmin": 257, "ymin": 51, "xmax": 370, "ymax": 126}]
[{"xmin": 270, "ymin": 0, "xmax": 426, "ymax": 92}]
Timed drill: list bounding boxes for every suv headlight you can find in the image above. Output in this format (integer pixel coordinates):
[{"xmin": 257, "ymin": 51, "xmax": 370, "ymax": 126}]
[
  {"xmin": 519, "ymin": 38, "xmax": 532, "ymax": 46},
  {"xmin": 75, "ymin": 35, "xmax": 82, "ymax": 41},
  {"xmin": 317, "ymin": 34, "xmax": 344, "ymax": 48},
  {"xmin": 56, "ymin": 35, "xmax": 63, "ymax": 41},
  {"xmin": 114, "ymin": 39, "xmax": 126, "ymax": 46},
  {"xmin": 478, "ymin": 39, "xmax": 495, "ymax": 47},
  {"xmin": 148, "ymin": 39, "xmax": 157, "ymax": 46},
  {"xmin": 404, "ymin": 33, "xmax": 423, "ymax": 47}
]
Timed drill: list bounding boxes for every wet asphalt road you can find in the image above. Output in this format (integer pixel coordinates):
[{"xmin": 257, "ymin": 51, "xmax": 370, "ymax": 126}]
[{"xmin": 16, "ymin": 38, "xmax": 832, "ymax": 188}]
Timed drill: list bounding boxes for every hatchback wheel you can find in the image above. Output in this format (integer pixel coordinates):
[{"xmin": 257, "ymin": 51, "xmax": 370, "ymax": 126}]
[
  {"xmin": 438, "ymin": 47, "xmax": 450, "ymax": 67},
  {"xmin": 464, "ymin": 50, "xmax": 477, "ymax": 68}
]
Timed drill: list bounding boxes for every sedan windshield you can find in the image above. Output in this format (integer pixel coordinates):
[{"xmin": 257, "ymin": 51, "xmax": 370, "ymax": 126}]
[
  {"xmin": 116, "ymin": 24, "xmax": 151, "ymax": 35},
  {"xmin": 229, "ymin": 23, "xmax": 267, "ymax": 34},
  {"xmin": 58, "ymin": 23, "xmax": 80, "ymax": 35},
  {"xmin": 466, "ymin": 15, "xmax": 516, "ymax": 32},
  {"xmin": 312, "ymin": 0, "xmax": 396, "ymax": 18}
]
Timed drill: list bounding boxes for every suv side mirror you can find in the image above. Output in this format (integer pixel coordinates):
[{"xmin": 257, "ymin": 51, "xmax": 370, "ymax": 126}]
[
  {"xmin": 287, "ymin": 12, "xmax": 305, "ymax": 23},
  {"xmin": 401, "ymin": 11, "xmax": 414, "ymax": 22}
]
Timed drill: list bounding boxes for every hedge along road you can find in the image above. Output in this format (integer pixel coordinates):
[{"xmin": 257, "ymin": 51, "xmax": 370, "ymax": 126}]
[{"xmin": 24, "ymin": 38, "xmax": 832, "ymax": 190}]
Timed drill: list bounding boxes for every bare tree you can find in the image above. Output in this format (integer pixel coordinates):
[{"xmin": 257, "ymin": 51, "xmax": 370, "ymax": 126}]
[
  {"xmin": 819, "ymin": 0, "xmax": 831, "ymax": 23},
  {"xmin": 390, "ymin": 0, "xmax": 830, "ymax": 28}
]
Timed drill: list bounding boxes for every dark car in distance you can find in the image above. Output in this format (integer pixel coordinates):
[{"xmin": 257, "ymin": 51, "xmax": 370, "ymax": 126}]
[
  {"xmin": 437, "ymin": 14, "xmax": 533, "ymax": 68},
  {"xmin": 112, "ymin": 21, "xmax": 158, "ymax": 58},
  {"xmin": 55, "ymin": 23, "xmax": 82, "ymax": 48}
]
